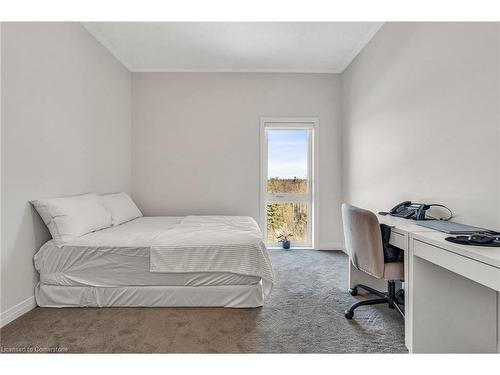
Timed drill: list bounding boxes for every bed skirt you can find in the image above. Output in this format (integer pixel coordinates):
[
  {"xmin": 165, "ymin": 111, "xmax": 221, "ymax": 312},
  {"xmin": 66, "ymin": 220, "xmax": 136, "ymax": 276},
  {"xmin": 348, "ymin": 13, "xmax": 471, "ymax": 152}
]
[{"xmin": 35, "ymin": 282, "xmax": 264, "ymax": 308}]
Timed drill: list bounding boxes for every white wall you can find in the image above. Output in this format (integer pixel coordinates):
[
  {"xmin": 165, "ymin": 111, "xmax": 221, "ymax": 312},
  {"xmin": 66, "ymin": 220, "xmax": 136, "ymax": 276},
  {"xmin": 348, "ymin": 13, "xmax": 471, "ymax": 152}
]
[
  {"xmin": 1, "ymin": 23, "xmax": 131, "ymax": 325},
  {"xmin": 498, "ymin": 23, "xmax": 500, "ymax": 230},
  {"xmin": 342, "ymin": 23, "xmax": 500, "ymax": 230},
  {"xmin": 132, "ymin": 73, "xmax": 343, "ymax": 249}
]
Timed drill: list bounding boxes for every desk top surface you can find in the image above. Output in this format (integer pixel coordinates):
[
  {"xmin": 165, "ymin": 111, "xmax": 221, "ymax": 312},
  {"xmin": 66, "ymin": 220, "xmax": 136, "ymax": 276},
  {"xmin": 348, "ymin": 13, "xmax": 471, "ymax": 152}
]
[{"xmin": 377, "ymin": 214, "xmax": 435, "ymax": 234}]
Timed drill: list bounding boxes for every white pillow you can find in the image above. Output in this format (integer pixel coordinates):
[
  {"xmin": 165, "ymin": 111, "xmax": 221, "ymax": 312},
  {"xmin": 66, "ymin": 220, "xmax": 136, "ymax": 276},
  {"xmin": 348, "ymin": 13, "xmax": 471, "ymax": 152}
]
[
  {"xmin": 32, "ymin": 193, "xmax": 112, "ymax": 245},
  {"xmin": 100, "ymin": 192, "xmax": 142, "ymax": 226}
]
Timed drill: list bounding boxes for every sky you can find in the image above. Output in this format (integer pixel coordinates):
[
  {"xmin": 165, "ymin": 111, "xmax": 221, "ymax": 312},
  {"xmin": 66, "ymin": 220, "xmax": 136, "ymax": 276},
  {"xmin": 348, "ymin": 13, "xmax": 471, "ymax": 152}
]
[{"xmin": 267, "ymin": 129, "xmax": 308, "ymax": 179}]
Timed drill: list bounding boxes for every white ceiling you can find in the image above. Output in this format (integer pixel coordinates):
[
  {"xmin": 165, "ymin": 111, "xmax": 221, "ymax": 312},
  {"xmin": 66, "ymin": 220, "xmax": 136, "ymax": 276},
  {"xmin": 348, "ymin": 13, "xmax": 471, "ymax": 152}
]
[{"xmin": 83, "ymin": 22, "xmax": 383, "ymax": 73}]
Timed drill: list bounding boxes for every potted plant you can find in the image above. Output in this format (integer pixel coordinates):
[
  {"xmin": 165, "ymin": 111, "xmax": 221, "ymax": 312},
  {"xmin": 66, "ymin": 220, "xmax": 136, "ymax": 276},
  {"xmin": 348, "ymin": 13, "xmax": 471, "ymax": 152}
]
[{"xmin": 276, "ymin": 231, "xmax": 293, "ymax": 250}]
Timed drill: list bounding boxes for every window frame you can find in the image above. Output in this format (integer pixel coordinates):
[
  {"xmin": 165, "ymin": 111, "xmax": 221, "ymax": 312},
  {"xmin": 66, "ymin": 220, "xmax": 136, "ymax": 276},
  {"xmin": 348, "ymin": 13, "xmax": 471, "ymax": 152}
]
[{"xmin": 260, "ymin": 117, "xmax": 319, "ymax": 249}]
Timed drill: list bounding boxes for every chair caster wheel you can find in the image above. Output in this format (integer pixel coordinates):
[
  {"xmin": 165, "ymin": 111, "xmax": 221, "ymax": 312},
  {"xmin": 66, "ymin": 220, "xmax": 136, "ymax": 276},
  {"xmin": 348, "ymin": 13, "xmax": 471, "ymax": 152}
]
[
  {"xmin": 344, "ymin": 310, "xmax": 354, "ymax": 319},
  {"xmin": 349, "ymin": 288, "xmax": 358, "ymax": 296}
]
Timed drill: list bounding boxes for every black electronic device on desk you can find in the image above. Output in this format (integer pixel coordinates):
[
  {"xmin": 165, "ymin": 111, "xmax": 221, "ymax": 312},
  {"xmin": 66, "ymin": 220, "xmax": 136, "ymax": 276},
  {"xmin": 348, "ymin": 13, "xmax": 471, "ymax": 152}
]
[
  {"xmin": 445, "ymin": 232, "xmax": 500, "ymax": 247},
  {"xmin": 379, "ymin": 201, "xmax": 453, "ymax": 221}
]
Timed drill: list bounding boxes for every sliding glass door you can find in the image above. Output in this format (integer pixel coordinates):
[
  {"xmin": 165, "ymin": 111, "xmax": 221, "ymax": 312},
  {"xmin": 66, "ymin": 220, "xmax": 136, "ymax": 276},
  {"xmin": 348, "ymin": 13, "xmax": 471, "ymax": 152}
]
[{"xmin": 261, "ymin": 118, "xmax": 317, "ymax": 248}]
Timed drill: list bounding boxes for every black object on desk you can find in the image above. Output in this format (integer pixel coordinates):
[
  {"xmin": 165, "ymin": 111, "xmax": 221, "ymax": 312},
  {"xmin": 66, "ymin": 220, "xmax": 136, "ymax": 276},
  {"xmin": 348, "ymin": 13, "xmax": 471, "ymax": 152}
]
[
  {"xmin": 416, "ymin": 220, "xmax": 486, "ymax": 234},
  {"xmin": 379, "ymin": 201, "xmax": 453, "ymax": 221},
  {"xmin": 445, "ymin": 233, "xmax": 500, "ymax": 247}
]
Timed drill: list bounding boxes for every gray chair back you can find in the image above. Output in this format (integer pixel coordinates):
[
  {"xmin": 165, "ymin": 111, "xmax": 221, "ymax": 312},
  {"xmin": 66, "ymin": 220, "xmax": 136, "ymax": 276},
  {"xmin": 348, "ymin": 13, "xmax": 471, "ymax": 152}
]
[{"xmin": 341, "ymin": 203, "xmax": 385, "ymax": 279}]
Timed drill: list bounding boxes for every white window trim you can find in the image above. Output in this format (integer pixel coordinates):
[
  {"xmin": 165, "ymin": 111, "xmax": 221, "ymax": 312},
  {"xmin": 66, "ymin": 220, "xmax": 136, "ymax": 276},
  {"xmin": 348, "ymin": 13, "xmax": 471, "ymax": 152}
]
[{"xmin": 260, "ymin": 117, "xmax": 319, "ymax": 249}]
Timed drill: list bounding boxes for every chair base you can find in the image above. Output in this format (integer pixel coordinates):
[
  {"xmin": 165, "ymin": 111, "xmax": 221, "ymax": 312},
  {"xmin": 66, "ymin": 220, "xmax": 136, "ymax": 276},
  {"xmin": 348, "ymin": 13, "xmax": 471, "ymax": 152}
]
[{"xmin": 345, "ymin": 280, "xmax": 404, "ymax": 320}]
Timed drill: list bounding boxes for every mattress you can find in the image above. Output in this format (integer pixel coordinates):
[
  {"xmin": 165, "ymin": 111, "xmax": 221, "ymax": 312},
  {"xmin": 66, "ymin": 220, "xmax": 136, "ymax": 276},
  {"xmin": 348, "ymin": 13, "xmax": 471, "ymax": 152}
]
[{"xmin": 34, "ymin": 216, "xmax": 260, "ymax": 288}]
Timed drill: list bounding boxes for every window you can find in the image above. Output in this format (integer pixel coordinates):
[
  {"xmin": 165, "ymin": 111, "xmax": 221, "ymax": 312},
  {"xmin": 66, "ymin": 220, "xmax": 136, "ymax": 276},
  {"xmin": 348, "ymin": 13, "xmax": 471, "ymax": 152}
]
[{"xmin": 260, "ymin": 118, "xmax": 318, "ymax": 248}]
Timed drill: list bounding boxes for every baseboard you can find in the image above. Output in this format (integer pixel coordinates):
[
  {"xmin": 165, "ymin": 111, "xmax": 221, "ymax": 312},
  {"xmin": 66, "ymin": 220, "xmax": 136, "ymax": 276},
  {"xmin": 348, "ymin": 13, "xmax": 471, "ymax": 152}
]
[
  {"xmin": 0, "ymin": 295, "xmax": 36, "ymax": 328},
  {"xmin": 318, "ymin": 242, "xmax": 345, "ymax": 251}
]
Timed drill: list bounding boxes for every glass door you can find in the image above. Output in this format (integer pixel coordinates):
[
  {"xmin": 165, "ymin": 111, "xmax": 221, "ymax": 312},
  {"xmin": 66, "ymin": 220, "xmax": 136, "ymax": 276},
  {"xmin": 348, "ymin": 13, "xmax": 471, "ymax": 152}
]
[{"xmin": 261, "ymin": 119, "xmax": 316, "ymax": 248}]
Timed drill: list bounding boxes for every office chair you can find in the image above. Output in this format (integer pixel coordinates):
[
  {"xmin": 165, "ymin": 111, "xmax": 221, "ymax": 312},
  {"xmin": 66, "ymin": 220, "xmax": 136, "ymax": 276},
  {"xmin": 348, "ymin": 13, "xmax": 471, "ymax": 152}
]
[{"xmin": 341, "ymin": 203, "xmax": 404, "ymax": 319}]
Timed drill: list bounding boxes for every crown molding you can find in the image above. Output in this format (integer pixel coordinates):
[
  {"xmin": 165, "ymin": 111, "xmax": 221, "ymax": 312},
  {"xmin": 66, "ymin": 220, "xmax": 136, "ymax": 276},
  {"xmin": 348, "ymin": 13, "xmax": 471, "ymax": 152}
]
[
  {"xmin": 130, "ymin": 68, "xmax": 341, "ymax": 74},
  {"xmin": 337, "ymin": 22, "xmax": 384, "ymax": 72},
  {"xmin": 81, "ymin": 22, "xmax": 135, "ymax": 71}
]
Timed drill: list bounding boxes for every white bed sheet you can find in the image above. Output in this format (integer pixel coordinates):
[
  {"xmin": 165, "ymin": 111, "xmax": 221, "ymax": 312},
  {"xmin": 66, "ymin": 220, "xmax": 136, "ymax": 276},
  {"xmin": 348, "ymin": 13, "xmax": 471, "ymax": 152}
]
[
  {"xmin": 34, "ymin": 217, "xmax": 260, "ymax": 288},
  {"xmin": 36, "ymin": 284, "xmax": 264, "ymax": 308},
  {"xmin": 150, "ymin": 216, "xmax": 273, "ymax": 295}
]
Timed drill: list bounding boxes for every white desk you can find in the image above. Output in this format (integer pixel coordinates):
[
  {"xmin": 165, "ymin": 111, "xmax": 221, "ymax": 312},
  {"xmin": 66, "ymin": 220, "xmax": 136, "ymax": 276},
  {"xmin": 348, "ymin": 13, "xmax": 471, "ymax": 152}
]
[{"xmin": 348, "ymin": 215, "xmax": 500, "ymax": 353}]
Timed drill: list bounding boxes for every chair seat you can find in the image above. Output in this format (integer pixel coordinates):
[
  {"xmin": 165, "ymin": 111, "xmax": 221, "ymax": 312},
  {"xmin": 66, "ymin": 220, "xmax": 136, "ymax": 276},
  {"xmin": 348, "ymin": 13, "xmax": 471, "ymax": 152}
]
[{"xmin": 383, "ymin": 261, "xmax": 404, "ymax": 280}]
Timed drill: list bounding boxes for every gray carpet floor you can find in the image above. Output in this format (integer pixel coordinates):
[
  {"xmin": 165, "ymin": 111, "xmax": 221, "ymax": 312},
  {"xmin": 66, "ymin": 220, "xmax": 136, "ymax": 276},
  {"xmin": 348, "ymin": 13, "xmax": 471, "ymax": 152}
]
[{"xmin": 0, "ymin": 250, "xmax": 406, "ymax": 353}]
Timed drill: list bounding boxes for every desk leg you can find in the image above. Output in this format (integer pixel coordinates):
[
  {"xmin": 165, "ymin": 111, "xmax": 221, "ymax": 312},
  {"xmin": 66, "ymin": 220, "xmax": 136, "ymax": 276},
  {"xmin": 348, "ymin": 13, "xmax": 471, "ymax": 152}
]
[
  {"xmin": 498, "ymin": 294, "xmax": 500, "ymax": 353},
  {"xmin": 410, "ymin": 254, "xmax": 497, "ymax": 353},
  {"xmin": 404, "ymin": 241, "xmax": 412, "ymax": 352}
]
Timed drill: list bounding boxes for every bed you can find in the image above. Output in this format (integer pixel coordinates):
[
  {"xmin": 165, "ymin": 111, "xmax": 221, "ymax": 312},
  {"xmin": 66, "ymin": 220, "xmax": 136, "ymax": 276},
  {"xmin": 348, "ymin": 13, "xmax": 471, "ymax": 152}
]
[{"xmin": 34, "ymin": 215, "xmax": 274, "ymax": 308}]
